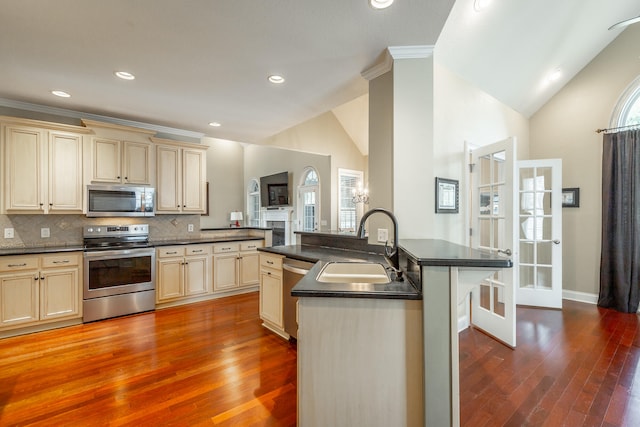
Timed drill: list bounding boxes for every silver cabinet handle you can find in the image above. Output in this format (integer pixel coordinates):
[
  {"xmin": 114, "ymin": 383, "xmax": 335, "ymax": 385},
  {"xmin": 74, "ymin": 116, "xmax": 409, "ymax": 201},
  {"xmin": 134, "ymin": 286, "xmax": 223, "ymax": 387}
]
[{"xmin": 498, "ymin": 248, "xmax": 512, "ymax": 256}]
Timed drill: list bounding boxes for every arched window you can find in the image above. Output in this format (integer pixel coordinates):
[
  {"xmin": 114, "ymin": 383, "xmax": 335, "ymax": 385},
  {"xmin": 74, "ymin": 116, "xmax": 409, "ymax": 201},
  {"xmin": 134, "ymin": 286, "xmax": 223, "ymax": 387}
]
[
  {"xmin": 246, "ymin": 179, "xmax": 260, "ymax": 227},
  {"xmin": 298, "ymin": 167, "xmax": 320, "ymax": 232},
  {"xmin": 611, "ymin": 75, "xmax": 640, "ymax": 128}
]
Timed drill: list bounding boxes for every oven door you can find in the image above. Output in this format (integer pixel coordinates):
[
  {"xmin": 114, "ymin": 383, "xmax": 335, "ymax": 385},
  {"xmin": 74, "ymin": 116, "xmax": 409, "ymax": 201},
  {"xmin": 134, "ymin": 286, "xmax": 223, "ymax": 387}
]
[{"xmin": 83, "ymin": 247, "xmax": 156, "ymax": 299}]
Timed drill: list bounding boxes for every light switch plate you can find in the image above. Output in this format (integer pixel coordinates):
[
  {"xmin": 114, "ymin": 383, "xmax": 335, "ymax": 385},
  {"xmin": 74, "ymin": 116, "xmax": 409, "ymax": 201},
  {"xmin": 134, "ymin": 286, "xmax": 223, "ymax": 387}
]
[
  {"xmin": 377, "ymin": 228, "xmax": 388, "ymax": 243},
  {"xmin": 4, "ymin": 228, "xmax": 14, "ymax": 239},
  {"xmin": 41, "ymin": 228, "xmax": 50, "ymax": 238}
]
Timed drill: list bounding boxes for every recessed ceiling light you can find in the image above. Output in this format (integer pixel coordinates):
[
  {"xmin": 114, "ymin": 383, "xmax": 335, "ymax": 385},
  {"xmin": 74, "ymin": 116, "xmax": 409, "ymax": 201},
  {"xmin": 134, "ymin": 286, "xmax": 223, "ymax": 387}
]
[
  {"xmin": 51, "ymin": 90, "xmax": 71, "ymax": 98},
  {"xmin": 547, "ymin": 68, "xmax": 562, "ymax": 82},
  {"xmin": 473, "ymin": 0, "xmax": 491, "ymax": 11},
  {"xmin": 369, "ymin": 0, "xmax": 394, "ymax": 9},
  {"xmin": 268, "ymin": 75, "xmax": 285, "ymax": 84},
  {"xmin": 115, "ymin": 71, "xmax": 135, "ymax": 80},
  {"xmin": 209, "ymin": 122, "xmax": 221, "ymax": 127}
]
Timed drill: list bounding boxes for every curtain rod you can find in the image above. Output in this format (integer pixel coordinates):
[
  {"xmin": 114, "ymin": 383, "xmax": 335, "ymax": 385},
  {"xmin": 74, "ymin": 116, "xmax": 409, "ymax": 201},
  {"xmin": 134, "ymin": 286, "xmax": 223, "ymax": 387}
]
[{"xmin": 596, "ymin": 124, "xmax": 640, "ymax": 134}]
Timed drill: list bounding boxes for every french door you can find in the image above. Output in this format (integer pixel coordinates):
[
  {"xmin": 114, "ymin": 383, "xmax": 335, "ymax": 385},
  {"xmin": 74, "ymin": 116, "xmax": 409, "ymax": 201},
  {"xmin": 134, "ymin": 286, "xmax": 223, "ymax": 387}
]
[
  {"xmin": 516, "ymin": 160, "xmax": 562, "ymax": 308},
  {"xmin": 470, "ymin": 137, "xmax": 517, "ymax": 347}
]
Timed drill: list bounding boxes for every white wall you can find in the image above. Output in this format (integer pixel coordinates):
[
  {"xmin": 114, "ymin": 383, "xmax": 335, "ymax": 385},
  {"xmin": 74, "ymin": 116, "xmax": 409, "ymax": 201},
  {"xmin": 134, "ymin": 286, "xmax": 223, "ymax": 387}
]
[
  {"xmin": 530, "ymin": 25, "xmax": 640, "ymax": 296},
  {"xmin": 433, "ymin": 61, "xmax": 530, "ymax": 245}
]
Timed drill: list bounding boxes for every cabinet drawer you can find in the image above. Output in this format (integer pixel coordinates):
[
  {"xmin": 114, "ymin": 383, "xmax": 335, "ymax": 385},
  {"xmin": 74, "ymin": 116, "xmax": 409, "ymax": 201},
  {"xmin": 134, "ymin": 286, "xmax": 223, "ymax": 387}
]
[
  {"xmin": 41, "ymin": 253, "xmax": 80, "ymax": 268},
  {"xmin": 186, "ymin": 245, "xmax": 211, "ymax": 256},
  {"xmin": 240, "ymin": 240, "xmax": 264, "ymax": 251},
  {"xmin": 213, "ymin": 243, "xmax": 239, "ymax": 254},
  {"xmin": 0, "ymin": 256, "xmax": 38, "ymax": 272},
  {"xmin": 260, "ymin": 254, "xmax": 283, "ymax": 270},
  {"xmin": 157, "ymin": 246, "xmax": 185, "ymax": 258}
]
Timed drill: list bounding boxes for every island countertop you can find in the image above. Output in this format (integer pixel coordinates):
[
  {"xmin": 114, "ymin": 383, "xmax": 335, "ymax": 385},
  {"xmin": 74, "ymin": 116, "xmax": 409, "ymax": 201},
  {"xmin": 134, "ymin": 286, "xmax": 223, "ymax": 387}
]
[{"xmin": 399, "ymin": 238, "xmax": 512, "ymax": 268}]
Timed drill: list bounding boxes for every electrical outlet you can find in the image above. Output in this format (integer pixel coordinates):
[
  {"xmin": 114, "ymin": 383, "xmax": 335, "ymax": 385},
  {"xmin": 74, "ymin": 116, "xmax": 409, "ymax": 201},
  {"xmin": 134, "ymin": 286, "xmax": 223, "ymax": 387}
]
[
  {"xmin": 377, "ymin": 228, "xmax": 388, "ymax": 243},
  {"xmin": 187, "ymin": 224, "xmax": 194, "ymax": 232},
  {"xmin": 41, "ymin": 228, "xmax": 50, "ymax": 238},
  {"xmin": 4, "ymin": 228, "xmax": 14, "ymax": 239}
]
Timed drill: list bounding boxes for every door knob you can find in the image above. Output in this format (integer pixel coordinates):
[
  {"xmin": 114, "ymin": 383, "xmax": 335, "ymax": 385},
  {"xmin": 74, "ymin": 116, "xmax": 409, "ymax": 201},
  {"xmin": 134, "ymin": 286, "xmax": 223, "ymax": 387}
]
[
  {"xmin": 553, "ymin": 240, "xmax": 561, "ymax": 245},
  {"xmin": 498, "ymin": 248, "xmax": 512, "ymax": 256}
]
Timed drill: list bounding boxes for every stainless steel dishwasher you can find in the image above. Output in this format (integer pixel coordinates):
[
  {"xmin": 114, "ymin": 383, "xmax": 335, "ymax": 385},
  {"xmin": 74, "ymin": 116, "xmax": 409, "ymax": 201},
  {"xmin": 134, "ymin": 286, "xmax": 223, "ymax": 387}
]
[{"xmin": 282, "ymin": 258, "xmax": 315, "ymax": 340}]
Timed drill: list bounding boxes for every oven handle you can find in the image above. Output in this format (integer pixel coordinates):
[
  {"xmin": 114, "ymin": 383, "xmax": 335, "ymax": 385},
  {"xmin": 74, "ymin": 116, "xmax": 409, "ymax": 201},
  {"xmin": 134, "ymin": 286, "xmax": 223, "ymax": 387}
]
[{"xmin": 84, "ymin": 247, "xmax": 155, "ymax": 259}]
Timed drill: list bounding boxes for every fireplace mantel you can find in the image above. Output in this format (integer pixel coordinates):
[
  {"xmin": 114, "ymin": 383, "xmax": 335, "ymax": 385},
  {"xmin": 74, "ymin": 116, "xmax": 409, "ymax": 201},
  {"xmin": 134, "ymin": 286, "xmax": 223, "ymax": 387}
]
[{"xmin": 260, "ymin": 207, "xmax": 294, "ymax": 245}]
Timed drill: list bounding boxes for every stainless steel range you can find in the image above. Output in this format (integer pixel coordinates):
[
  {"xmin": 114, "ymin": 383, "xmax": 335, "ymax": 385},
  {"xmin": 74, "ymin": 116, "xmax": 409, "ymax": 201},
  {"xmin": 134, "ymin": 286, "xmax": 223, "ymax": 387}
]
[{"xmin": 83, "ymin": 224, "xmax": 156, "ymax": 322}]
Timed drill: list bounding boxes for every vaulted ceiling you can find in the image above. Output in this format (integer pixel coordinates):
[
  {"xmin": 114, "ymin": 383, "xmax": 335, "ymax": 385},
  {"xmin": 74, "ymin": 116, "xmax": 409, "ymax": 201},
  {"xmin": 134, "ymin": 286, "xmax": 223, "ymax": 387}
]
[{"xmin": 0, "ymin": 0, "xmax": 638, "ymax": 152}]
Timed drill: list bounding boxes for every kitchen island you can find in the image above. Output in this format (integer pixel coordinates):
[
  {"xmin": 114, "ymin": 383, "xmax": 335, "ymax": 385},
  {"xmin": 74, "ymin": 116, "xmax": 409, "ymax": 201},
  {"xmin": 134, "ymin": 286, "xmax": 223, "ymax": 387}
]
[{"xmin": 263, "ymin": 234, "xmax": 511, "ymax": 427}]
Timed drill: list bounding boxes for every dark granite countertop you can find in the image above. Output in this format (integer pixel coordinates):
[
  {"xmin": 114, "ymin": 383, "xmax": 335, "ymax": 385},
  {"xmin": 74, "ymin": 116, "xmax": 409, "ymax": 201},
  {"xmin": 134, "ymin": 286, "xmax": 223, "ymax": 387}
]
[
  {"xmin": 398, "ymin": 239, "xmax": 512, "ymax": 268},
  {"xmin": 259, "ymin": 244, "xmax": 421, "ymax": 300},
  {"xmin": 0, "ymin": 245, "xmax": 85, "ymax": 256}
]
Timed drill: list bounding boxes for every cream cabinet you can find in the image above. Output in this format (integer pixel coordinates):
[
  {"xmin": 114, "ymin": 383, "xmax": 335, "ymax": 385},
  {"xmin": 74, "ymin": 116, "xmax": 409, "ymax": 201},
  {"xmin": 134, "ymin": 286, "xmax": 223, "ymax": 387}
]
[
  {"xmin": 153, "ymin": 137, "xmax": 207, "ymax": 214},
  {"xmin": 213, "ymin": 240, "xmax": 263, "ymax": 292},
  {"xmin": 91, "ymin": 137, "xmax": 152, "ymax": 185},
  {"xmin": 0, "ymin": 252, "xmax": 82, "ymax": 331},
  {"xmin": 156, "ymin": 245, "xmax": 211, "ymax": 303},
  {"xmin": 3, "ymin": 124, "xmax": 84, "ymax": 214},
  {"xmin": 259, "ymin": 253, "xmax": 285, "ymax": 335}
]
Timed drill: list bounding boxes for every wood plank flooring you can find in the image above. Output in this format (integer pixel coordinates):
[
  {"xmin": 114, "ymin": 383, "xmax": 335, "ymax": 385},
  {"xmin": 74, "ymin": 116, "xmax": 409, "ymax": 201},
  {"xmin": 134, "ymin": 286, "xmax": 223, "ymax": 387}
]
[{"xmin": 0, "ymin": 293, "xmax": 638, "ymax": 426}]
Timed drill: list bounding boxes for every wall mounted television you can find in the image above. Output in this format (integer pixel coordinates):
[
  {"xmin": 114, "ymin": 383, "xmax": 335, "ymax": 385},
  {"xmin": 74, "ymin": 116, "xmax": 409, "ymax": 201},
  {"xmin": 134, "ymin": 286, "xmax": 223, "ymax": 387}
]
[{"xmin": 260, "ymin": 171, "xmax": 290, "ymax": 208}]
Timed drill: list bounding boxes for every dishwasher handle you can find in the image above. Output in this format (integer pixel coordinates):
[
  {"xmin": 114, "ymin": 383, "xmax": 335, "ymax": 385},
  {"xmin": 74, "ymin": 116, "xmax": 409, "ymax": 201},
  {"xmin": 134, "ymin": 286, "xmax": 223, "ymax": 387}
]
[{"xmin": 282, "ymin": 263, "xmax": 312, "ymax": 275}]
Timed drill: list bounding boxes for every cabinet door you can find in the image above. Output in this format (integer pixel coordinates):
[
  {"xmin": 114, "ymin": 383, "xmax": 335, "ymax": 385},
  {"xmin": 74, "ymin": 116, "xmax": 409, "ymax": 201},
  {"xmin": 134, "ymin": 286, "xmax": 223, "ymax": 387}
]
[
  {"xmin": 185, "ymin": 255, "xmax": 209, "ymax": 296},
  {"xmin": 156, "ymin": 145, "xmax": 181, "ymax": 213},
  {"xmin": 0, "ymin": 271, "xmax": 39, "ymax": 328},
  {"xmin": 40, "ymin": 268, "xmax": 80, "ymax": 320},
  {"xmin": 4, "ymin": 125, "xmax": 44, "ymax": 211},
  {"xmin": 260, "ymin": 269, "xmax": 283, "ymax": 328},
  {"xmin": 92, "ymin": 138, "xmax": 121, "ymax": 183},
  {"xmin": 182, "ymin": 148, "xmax": 206, "ymax": 213},
  {"xmin": 239, "ymin": 251, "xmax": 260, "ymax": 287},
  {"xmin": 213, "ymin": 254, "xmax": 239, "ymax": 291},
  {"xmin": 156, "ymin": 258, "xmax": 184, "ymax": 302},
  {"xmin": 49, "ymin": 131, "xmax": 83, "ymax": 212},
  {"xmin": 123, "ymin": 141, "xmax": 151, "ymax": 185}
]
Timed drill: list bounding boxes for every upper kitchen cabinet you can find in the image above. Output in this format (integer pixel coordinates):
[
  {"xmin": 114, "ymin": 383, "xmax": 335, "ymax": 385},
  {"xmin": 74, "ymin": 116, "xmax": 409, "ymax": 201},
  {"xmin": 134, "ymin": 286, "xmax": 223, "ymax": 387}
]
[
  {"xmin": 81, "ymin": 119, "xmax": 156, "ymax": 185},
  {"xmin": 91, "ymin": 138, "xmax": 152, "ymax": 185},
  {"xmin": 2, "ymin": 118, "xmax": 91, "ymax": 214},
  {"xmin": 152, "ymin": 137, "xmax": 207, "ymax": 214}
]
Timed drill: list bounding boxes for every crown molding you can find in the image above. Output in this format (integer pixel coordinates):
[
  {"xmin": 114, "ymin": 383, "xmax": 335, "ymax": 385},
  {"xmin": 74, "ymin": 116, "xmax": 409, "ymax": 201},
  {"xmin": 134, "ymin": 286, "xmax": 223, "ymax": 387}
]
[
  {"xmin": 361, "ymin": 45, "xmax": 435, "ymax": 80},
  {"xmin": 0, "ymin": 98, "xmax": 204, "ymax": 139}
]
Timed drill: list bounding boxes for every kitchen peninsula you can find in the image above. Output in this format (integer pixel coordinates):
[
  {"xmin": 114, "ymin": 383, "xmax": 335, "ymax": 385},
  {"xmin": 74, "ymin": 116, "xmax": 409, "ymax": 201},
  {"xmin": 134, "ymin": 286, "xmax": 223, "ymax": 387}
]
[{"xmin": 259, "ymin": 232, "xmax": 511, "ymax": 427}]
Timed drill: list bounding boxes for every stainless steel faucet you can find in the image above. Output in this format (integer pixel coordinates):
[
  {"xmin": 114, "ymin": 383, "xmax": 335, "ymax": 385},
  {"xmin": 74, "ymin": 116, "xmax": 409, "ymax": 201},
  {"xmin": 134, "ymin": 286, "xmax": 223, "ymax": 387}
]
[{"xmin": 357, "ymin": 208, "xmax": 402, "ymax": 280}]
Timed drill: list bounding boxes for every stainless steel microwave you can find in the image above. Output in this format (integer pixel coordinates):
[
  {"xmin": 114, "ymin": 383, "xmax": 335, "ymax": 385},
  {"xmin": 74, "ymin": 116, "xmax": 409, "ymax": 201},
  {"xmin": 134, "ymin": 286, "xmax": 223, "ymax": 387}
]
[{"xmin": 86, "ymin": 185, "xmax": 155, "ymax": 217}]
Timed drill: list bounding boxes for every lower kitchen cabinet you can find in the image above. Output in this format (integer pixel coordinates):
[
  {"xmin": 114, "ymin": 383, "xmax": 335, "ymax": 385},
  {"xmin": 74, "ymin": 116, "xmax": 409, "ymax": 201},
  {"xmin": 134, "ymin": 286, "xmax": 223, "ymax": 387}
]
[
  {"xmin": 259, "ymin": 253, "xmax": 287, "ymax": 338},
  {"xmin": 213, "ymin": 240, "xmax": 263, "ymax": 293},
  {"xmin": 156, "ymin": 245, "xmax": 211, "ymax": 303},
  {"xmin": 0, "ymin": 252, "xmax": 82, "ymax": 331}
]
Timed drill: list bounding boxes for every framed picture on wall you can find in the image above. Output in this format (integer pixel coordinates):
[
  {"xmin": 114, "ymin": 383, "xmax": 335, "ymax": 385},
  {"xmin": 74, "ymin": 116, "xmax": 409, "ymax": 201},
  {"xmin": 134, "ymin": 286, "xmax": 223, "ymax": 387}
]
[
  {"xmin": 562, "ymin": 187, "xmax": 580, "ymax": 208},
  {"xmin": 435, "ymin": 177, "xmax": 459, "ymax": 213}
]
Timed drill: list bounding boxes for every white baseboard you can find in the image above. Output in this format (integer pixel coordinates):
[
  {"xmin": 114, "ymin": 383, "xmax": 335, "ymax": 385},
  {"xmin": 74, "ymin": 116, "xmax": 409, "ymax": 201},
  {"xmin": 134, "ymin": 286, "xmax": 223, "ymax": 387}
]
[{"xmin": 562, "ymin": 290, "xmax": 598, "ymax": 305}]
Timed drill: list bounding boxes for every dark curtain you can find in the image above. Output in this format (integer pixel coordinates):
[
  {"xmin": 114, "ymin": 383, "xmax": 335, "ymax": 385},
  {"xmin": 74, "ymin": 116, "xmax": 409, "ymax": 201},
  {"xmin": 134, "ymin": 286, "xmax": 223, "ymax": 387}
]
[{"xmin": 599, "ymin": 128, "xmax": 640, "ymax": 313}]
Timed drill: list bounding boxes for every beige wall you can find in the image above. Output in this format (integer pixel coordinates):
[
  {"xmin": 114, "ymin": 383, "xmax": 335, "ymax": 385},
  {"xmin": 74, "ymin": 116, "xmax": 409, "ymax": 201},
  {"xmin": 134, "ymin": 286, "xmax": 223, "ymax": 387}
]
[
  {"xmin": 200, "ymin": 137, "xmax": 245, "ymax": 228},
  {"xmin": 433, "ymin": 61, "xmax": 530, "ymax": 245},
  {"xmin": 260, "ymin": 110, "xmax": 367, "ymax": 230},
  {"xmin": 530, "ymin": 25, "xmax": 640, "ymax": 296}
]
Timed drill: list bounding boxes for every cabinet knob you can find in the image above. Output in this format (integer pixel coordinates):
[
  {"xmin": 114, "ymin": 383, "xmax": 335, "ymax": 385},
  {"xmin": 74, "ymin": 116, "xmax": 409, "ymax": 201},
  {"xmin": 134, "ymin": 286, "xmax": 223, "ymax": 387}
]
[
  {"xmin": 49, "ymin": 203, "xmax": 53, "ymax": 206},
  {"xmin": 124, "ymin": 176, "xmax": 128, "ymax": 180},
  {"xmin": 183, "ymin": 205, "xmax": 186, "ymax": 208},
  {"xmin": 40, "ymin": 276, "xmax": 44, "ymax": 280},
  {"xmin": 34, "ymin": 276, "xmax": 39, "ymax": 281},
  {"xmin": 39, "ymin": 203, "xmax": 44, "ymax": 207},
  {"xmin": 117, "ymin": 176, "xmax": 121, "ymax": 179}
]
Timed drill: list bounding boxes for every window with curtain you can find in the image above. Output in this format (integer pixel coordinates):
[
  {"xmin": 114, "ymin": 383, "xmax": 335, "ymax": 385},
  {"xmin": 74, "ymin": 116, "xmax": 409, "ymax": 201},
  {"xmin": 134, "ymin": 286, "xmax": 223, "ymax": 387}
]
[
  {"xmin": 599, "ymin": 76, "xmax": 640, "ymax": 313},
  {"xmin": 298, "ymin": 167, "xmax": 320, "ymax": 232},
  {"xmin": 246, "ymin": 179, "xmax": 260, "ymax": 227},
  {"xmin": 338, "ymin": 169, "xmax": 363, "ymax": 232}
]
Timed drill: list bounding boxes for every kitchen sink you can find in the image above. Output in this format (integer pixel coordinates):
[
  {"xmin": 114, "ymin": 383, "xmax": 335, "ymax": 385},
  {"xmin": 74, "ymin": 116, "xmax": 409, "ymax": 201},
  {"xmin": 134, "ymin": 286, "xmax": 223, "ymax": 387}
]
[{"xmin": 315, "ymin": 262, "xmax": 390, "ymax": 284}]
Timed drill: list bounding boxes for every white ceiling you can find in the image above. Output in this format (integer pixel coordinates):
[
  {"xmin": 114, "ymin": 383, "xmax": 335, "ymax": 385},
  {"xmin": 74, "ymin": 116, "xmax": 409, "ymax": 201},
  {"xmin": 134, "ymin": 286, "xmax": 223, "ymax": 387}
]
[{"xmin": 0, "ymin": 0, "xmax": 638, "ymax": 149}]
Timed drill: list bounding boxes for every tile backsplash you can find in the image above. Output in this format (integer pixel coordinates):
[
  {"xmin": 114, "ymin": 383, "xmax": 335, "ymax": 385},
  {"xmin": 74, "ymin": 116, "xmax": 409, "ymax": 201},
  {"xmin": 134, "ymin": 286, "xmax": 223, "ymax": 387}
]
[{"xmin": 0, "ymin": 214, "xmax": 202, "ymax": 248}]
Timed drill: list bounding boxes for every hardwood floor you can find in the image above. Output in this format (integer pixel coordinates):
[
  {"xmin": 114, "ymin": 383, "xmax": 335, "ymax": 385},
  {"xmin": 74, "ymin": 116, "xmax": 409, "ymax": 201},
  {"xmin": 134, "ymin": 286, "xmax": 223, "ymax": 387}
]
[
  {"xmin": 0, "ymin": 294, "xmax": 638, "ymax": 426},
  {"xmin": 460, "ymin": 300, "xmax": 640, "ymax": 427},
  {"xmin": 0, "ymin": 292, "xmax": 297, "ymax": 426}
]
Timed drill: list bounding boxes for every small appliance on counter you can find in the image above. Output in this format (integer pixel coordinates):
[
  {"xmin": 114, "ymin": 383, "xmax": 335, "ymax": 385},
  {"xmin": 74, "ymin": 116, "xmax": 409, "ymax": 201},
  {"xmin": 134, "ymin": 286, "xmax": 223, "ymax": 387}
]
[{"xmin": 82, "ymin": 224, "xmax": 155, "ymax": 322}]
